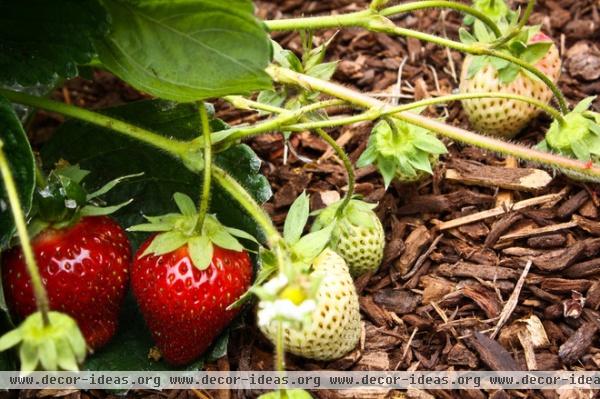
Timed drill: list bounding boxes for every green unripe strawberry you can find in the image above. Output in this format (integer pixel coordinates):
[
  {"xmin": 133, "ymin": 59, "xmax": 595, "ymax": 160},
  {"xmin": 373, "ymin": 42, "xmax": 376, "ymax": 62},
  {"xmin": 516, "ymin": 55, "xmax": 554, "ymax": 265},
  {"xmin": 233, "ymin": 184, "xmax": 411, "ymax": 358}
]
[
  {"xmin": 312, "ymin": 199, "xmax": 385, "ymax": 278},
  {"xmin": 357, "ymin": 117, "xmax": 447, "ymax": 187},
  {"xmin": 259, "ymin": 249, "xmax": 361, "ymax": 361}
]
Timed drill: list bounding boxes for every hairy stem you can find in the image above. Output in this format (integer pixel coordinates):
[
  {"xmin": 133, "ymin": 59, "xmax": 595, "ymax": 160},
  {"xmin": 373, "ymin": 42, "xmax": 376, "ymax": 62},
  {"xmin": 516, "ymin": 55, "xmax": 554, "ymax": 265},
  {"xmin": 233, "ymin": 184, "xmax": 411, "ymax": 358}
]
[
  {"xmin": 267, "ymin": 65, "xmax": 600, "ymax": 180},
  {"xmin": 266, "ymin": 1, "xmax": 501, "ymax": 38},
  {"xmin": 213, "ymin": 99, "xmax": 345, "ymax": 144},
  {"xmin": 276, "ymin": 320, "xmax": 287, "ymax": 398},
  {"xmin": 195, "ymin": 103, "xmax": 212, "ymax": 232},
  {"xmin": 283, "ymin": 92, "xmax": 564, "ymax": 131},
  {"xmin": 212, "ymin": 165, "xmax": 282, "ymax": 247},
  {"xmin": 0, "ymin": 140, "xmax": 50, "ymax": 326},
  {"xmin": 380, "ymin": 1, "xmax": 501, "ymax": 37},
  {"xmin": 0, "ymin": 88, "xmax": 190, "ymax": 159},
  {"xmin": 265, "ymin": 10, "xmax": 568, "ymax": 114}
]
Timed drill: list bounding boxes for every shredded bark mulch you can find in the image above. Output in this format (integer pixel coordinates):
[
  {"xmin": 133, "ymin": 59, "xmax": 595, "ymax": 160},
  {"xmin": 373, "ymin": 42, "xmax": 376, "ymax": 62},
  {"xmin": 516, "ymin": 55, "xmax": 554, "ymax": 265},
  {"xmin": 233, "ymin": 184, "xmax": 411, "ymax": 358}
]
[{"xmin": 15, "ymin": 0, "xmax": 600, "ymax": 398}]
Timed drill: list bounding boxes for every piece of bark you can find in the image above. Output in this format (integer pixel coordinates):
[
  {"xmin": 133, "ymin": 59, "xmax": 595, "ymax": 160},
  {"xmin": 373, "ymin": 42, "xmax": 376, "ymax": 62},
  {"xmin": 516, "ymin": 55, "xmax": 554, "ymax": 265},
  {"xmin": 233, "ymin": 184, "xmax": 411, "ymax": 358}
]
[
  {"xmin": 484, "ymin": 213, "xmax": 523, "ymax": 247},
  {"xmin": 528, "ymin": 285, "xmax": 562, "ymax": 303},
  {"xmin": 579, "ymin": 199, "xmax": 598, "ymax": 219},
  {"xmin": 438, "ymin": 193, "xmax": 563, "ymax": 231},
  {"xmin": 527, "ymin": 233, "xmax": 567, "ymax": 249},
  {"xmin": 574, "ymin": 214, "xmax": 600, "ymax": 236},
  {"xmin": 359, "ymin": 296, "xmax": 393, "ymax": 328},
  {"xmin": 489, "ymin": 391, "xmax": 511, "ymax": 399},
  {"xmin": 373, "ymin": 289, "xmax": 421, "ymax": 315},
  {"xmin": 402, "ymin": 314, "xmax": 434, "ymax": 330},
  {"xmin": 532, "ymin": 241, "xmax": 586, "ymax": 271},
  {"xmin": 394, "ymin": 226, "xmax": 431, "ymax": 275},
  {"xmin": 397, "ymin": 189, "xmax": 494, "ymax": 215},
  {"xmin": 558, "ymin": 322, "xmax": 598, "ymax": 365},
  {"xmin": 541, "ymin": 278, "xmax": 592, "ymax": 293},
  {"xmin": 544, "ymin": 303, "xmax": 564, "ymax": 320},
  {"xmin": 420, "ymin": 275, "xmax": 455, "ymax": 304},
  {"xmin": 437, "ymin": 262, "xmax": 521, "ymax": 281},
  {"xmin": 462, "ymin": 285, "xmax": 502, "ymax": 318},
  {"xmin": 557, "ymin": 190, "xmax": 589, "ymax": 219},
  {"xmin": 562, "ymin": 258, "xmax": 600, "ymax": 278},
  {"xmin": 447, "ymin": 342, "xmax": 478, "ymax": 368},
  {"xmin": 586, "ymin": 281, "xmax": 600, "ymax": 310},
  {"xmin": 352, "ymin": 351, "xmax": 390, "ymax": 371},
  {"xmin": 468, "ymin": 331, "xmax": 522, "ymax": 371},
  {"xmin": 445, "ymin": 159, "xmax": 552, "ymax": 192},
  {"xmin": 497, "ymin": 221, "xmax": 577, "ymax": 244}
]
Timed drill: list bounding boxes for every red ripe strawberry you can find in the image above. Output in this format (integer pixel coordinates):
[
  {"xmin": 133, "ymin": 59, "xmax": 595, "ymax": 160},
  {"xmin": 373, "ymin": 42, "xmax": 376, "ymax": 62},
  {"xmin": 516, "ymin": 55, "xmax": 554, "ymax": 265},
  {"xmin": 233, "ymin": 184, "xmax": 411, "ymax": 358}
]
[
  {"xmin": 131, "ymin": 240, "xmax": 252, "ymax": 365},
  {"xmin": 2, "ymin": 216, "xmax": 131, "ymax": 350},
  {"xmin": 128, "ymin": 193, "xmax": 255, "ymax": 365},
  {"xmin": 460, "ymin": 30, "xmax": 561, "ymax": 138}
]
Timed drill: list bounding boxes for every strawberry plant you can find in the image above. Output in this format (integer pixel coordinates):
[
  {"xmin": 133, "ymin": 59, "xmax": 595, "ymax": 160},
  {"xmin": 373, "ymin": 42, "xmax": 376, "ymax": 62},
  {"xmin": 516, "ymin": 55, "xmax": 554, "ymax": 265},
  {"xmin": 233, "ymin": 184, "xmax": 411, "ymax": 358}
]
[{"xmin": 0, "ymin": 0, "xmax": 599, "ymax": 397}]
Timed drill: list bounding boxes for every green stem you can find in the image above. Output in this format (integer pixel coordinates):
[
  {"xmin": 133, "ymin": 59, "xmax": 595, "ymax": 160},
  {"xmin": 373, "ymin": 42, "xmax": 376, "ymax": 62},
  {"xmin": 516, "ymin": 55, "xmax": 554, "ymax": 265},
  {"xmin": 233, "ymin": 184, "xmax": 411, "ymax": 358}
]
[
  {"xmin": 211, "ymin": 165, "xmax": 282, "ymax": 248},
  {"xmin": 379, "ymin": 1, "xmax": 502, "ymax": 38},
  {"xmin": 283, "ymin": 92, "xmax": 564, "ymax": 131},
  {"xmin": 265, "ymin": 11, "xmax": 568, "ymax": 114},
  {"xmin": 491, "ymin": 0, "xmax": 536, "ymax": 48},
  {"xmin": 266, "ymin": 1, "xmax": 501, "ymax": 38},
  {"xmin": 267, "ymin": 65, "xmax": 600, "ymax": 180},
  {"xmin": 0, "ymin": 88, "xmax": 190, "ymax": 159},
  {"xmin": 213, "ymin": 99, "xmax": 345, "ymax": 144},
  {"xmin": 313, "ymin": 127, "xmax": 355, "ymax": 215},
  {"xmin": 276, "ymin": 320, "xmax": 287, "ymax": 397},
  {"xmin": 195, "ymin": 104, "xmax": 212, "ymax": 232},
  {"xmin": 0, "ymin": 140, "xmax": 50, "ymax": 326}
]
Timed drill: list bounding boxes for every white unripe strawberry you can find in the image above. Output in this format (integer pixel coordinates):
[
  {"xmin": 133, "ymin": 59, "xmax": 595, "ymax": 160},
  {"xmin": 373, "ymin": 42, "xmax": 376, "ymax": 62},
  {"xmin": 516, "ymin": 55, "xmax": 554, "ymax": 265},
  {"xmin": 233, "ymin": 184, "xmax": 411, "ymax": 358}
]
[
  {"xmin": 259, "ymin": 249, "xmax": 361, "ymax": 361},
  {"xmin": 312, "ymin": 199, "xmax": 385, "ymax": 278},
  {"xmin": 460, "ymin": 31, "xmax": 561, "ymax": 138}
]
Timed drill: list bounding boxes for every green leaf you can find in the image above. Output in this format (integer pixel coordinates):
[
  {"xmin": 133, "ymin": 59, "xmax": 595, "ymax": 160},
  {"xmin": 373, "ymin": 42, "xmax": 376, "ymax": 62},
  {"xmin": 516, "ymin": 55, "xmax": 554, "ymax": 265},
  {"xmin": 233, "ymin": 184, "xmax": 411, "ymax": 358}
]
[
  {"xmin": 96, "ymin": 0, "xmax": 272, "ymax": 102},
  {"xmin": 473, "ymin": 20, "xmax": 492, "ymax": 43},
  {"xmin": 272, "ymin": 41, "xmax": 303, "ymax": 72},
  {"xmin": 571, "ymin": 139, "xmax": 591, "ymax": 161},
  {"xmin": 412, "ymin": 133, "xmax": 447, "ymax": 155},
  {"xmin": 459, "ymin": 28, "xmax": 476, "ymax": 45},
  {"xmin": 0, "ymin": 0, "xmax": 109, "ymax": 86},
  {"xmin": 498, "ymin": 63, "xmax": 521, "ymax": 84},
  {"xmin": 293, "ymin": 223, "xmax": 334, "ymax": 263},
  {"xmin": 0, "ymin": 96, "xmax": 35, "ymax": 249},
  {"xmin": 466, "ymin": 56, "xmax": 487, "ymax": 79},
  {"xmin": 574, "ymin": 97, "xmax": 596, "ymax": 114},
  {"xmin": 408, "ymin": 153, "xmax": 433, "ymax": 175},
  {"xmin": 377, "ymin": 157, "xmax": 397, "ymax": 188},
  {"xmin": 80, "ymin": 200, "xmax": 133, "ymax": 217},
  {"xmin": 86, "ymin": 172, "xmax": 144, "ymax": 200},
  {"xmin": 257, "ymin": 90, "xmax": 287, "ymax": 111},
  {"xmin": 283, "ymin": 192, "xmax": 310, "ymax": 245},
  {"xmin": 305, "ymin": 61, "xmax": 338, "ymax": 81},
  {"xmin": 142, "ymin": 231, "xmax": 189, "ymax": 257},
  {"xmin": 173, "ymin": 193, "xmax": 197, "ymax": 217},
  {"xmin": 521, "ymin": 42, "xmax": 552, "ymax": 64},
  {"xmin": 489, "ymin": 56, "xmax": 510, "ymax": 71},
  {"xmin": 188, "ymin": 235, "xmax": 213, "ymax": 270}
]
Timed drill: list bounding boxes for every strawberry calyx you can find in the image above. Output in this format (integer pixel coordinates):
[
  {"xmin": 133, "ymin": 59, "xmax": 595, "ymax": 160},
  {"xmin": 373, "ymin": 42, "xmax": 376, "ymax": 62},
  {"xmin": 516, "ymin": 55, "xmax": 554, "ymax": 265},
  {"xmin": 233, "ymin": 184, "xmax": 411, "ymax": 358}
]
[
  {"xmin": 129, "ymin": 192, "xmax": 257, "ymax": 271},
  {"xmin": 356, "ymin": 116, "xmax": 447, "ymax": 187},
  {"xmin": 311, "ymin": 197, "xmax": 378, "ymax": 245},
  {"xmin": 460, "ymin": 19, "xmax": 554, "ymax": 84},
  {"xmin": 464, "ymin": 0, "xmax": 514, "ymax": 26},
  {"xmin": 29, "ymin": 163, "xmax": 140, "ymax": 238},
  {"xmin": 0, "ymin": 311, "xmax": 87, "ymax": 372},
  {"xmin": 539, "ymin": 97, "xmax": 600, "ymax": 162}
]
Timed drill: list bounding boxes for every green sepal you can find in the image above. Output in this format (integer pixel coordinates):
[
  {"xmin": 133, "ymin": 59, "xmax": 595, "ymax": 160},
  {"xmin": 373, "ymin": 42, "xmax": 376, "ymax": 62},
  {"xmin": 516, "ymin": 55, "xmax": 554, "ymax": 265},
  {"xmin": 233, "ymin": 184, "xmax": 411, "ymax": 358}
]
[
  {"xmin": 130, "ymin": 193, "xmax": 255, "ymax": 271},
  {"xmin": 86, "ymin": 172, "xmax": 144, "ymax": 200},
  {"xmin": 0, "ymin": 311, "xmax": 87, "ymax": 372},
  {"xmin": 357, "ymin": 117, "xmax": 446, "ymax": 187},
  {"xmin": 543, "ymin": 97, "xmax": 600, "ymax": 167},
  {"xmin": 283, "ymin": 192, "xmax": 310, "ymax": 245}
]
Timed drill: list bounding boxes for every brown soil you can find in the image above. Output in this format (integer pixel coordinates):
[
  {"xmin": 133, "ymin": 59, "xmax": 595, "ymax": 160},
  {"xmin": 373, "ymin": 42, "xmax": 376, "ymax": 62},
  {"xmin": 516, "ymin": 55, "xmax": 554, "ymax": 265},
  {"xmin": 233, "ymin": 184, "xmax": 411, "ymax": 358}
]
[{"xmin": 16, "ymin": 0, "xmax": 600, "ymax": 398}]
